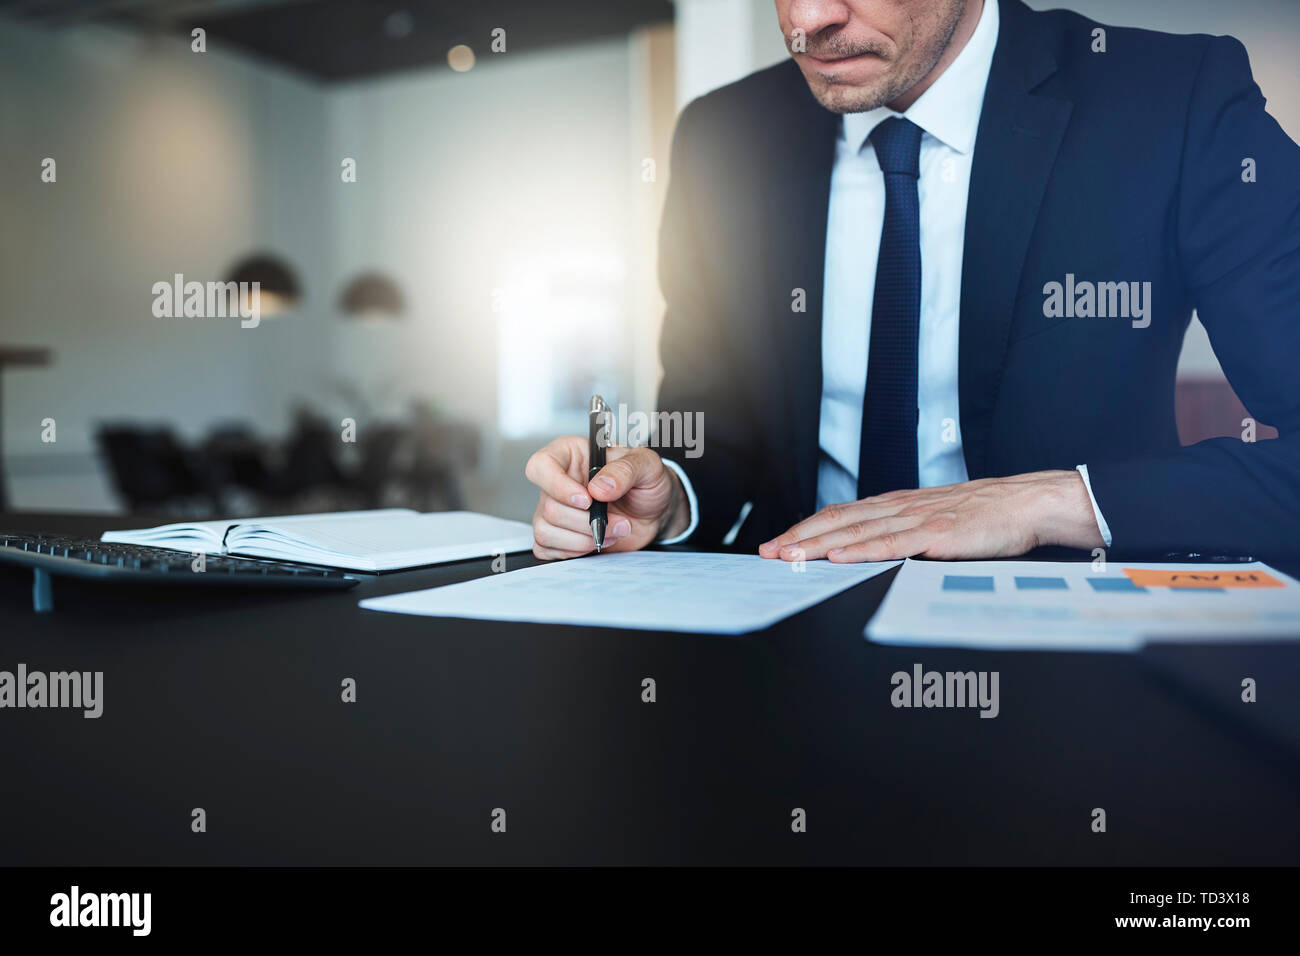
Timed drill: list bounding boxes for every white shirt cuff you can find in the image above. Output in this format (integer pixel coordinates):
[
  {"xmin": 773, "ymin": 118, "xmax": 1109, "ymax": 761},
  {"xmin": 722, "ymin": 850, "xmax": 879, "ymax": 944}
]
[
  {"xmin": 1075, "ymin": 463, "xmax": 1113, "ymax": 548},
  {"xmin": 658, "ymin": 458, "xmax": 699, "ymax": 544}
]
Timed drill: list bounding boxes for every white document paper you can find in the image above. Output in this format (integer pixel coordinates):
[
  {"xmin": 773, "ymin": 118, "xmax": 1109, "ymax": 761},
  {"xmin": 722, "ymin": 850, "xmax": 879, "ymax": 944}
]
[
  {"xmin": 866, "ymin": 559, "xmax": 1300, "ymax": 652},
  {"xmin": 361, "ymin": 551, "xmax": 900, "ymax": 634}
]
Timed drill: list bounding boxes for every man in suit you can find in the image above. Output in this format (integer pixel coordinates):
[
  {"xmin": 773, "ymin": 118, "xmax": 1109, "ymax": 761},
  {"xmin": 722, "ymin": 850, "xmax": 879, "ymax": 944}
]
[{"xmin": 525, "ymin": 0, "xmax": 1300, "ymax": 562}]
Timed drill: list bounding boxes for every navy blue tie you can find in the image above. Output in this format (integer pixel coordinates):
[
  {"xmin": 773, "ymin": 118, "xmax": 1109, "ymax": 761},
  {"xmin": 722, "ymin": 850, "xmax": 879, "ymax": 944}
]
[{"xmin": 858, "ymin": 116, "xmax": 923, "ymax": 500}]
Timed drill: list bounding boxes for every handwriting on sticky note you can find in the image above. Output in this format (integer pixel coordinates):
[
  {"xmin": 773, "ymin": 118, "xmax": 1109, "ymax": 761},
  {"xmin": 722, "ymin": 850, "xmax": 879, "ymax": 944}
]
[{"xmin": 1122, "ymin": 569, "xmax": 1285, "ymax": 589}]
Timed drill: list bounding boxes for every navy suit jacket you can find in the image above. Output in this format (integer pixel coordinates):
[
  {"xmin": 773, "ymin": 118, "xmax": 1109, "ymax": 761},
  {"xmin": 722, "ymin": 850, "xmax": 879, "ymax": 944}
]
[{"xmin": 656, "ymin": 0, "xmax": 1300, "ymax": 558}]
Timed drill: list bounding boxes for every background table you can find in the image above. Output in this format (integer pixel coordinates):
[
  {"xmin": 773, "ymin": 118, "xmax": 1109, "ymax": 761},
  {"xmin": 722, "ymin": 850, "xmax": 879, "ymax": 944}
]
[{"xmin": 1, "ymin": 512, "xmax": 1297, "ymax": 866}]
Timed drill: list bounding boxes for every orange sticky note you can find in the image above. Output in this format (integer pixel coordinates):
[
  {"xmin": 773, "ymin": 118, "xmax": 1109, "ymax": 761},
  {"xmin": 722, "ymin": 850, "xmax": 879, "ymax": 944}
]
[{"xmin": 1122, "ymin": 568, "xmax": 1285, "ymax": 589}]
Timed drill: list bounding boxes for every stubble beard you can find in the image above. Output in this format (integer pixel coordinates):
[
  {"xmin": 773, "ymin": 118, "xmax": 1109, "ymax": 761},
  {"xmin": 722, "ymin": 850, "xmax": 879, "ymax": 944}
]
[{"xmin": 802, "ymin": 1, "xmax": 966, "ymax": 114}]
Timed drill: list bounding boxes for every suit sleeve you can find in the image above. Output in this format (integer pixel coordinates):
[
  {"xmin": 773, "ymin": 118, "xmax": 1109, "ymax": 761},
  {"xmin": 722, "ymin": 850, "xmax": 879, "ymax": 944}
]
[
  {"xmin": 1086, "ymin": 35, "xmax": 1300, "ymax": 558},
  {"xmin": 655, "ymin": 99, "xmax": 760, "ymax": 547}
]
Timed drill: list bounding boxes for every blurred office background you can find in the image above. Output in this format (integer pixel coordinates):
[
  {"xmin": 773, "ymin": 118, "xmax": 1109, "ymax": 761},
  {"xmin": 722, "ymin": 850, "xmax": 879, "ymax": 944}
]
[{"xmin": 0, "ymin": 0, "xmax": 1294, "ymax": 519}]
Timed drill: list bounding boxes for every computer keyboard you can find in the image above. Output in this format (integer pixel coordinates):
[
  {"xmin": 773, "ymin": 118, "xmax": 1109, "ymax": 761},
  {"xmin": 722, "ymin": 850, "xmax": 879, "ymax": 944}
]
[{"xmin": 0, "ymin": 531, "xmax": 359, "ymax": 591}]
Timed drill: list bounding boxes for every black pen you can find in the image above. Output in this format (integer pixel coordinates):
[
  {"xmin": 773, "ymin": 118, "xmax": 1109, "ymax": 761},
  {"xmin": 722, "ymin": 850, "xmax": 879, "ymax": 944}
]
[{"xmin": 589, "ymin": 395, "xmax": 608, "ymax": 552}]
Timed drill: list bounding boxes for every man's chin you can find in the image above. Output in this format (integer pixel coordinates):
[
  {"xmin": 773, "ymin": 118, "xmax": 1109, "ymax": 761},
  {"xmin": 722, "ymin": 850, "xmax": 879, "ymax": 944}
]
[
  {"xmin": 798, "ymin": 66, "xmax": 897, "ymax": 114},
  {"xmin": 806, "ymin": 80, "xmax": 891, "ymax": 115}
]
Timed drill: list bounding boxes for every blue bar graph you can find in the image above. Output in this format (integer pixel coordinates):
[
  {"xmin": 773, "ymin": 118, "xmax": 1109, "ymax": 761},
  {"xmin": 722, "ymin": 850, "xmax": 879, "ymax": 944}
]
[
  {"xmin": 1087, "ymin": 578, "xmax": 1146, "ymax": 593},
  {"xmin": 943, "ymin": 575, "xmax": 995, "ymax": 592},
  {"xmin": 1015, "ymin": 576, "xmax": 1068, "ymax": 590}
]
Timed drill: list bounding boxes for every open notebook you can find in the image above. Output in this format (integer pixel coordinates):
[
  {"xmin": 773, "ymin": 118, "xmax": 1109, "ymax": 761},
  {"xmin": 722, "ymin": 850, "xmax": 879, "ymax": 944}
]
[{"xmin": 101, "ymin": 509, "xmax": 534, "ymax": 572}]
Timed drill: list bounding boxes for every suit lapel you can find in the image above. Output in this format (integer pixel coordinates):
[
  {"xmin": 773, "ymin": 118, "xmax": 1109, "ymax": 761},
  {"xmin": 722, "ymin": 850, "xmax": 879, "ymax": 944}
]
[
  {"xmin": 764, "ymin": 66, "xmax": 838, "ymax": 519},
  {"xmin": 959, "ymin": 0, "xmax": 1073, "ymax": 479}
]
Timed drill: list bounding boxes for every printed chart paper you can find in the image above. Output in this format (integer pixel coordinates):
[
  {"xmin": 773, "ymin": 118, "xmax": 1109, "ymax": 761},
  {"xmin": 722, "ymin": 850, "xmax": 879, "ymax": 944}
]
[{"xmin": 865, "ymin": 559, "xmax": 1300, "ymax": 652}]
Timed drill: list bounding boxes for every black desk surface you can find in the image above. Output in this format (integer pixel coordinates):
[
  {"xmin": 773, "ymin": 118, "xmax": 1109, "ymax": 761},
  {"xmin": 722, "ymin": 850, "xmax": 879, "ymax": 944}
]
[{"xmin": 1, "ymin": 512, "xmax": 1297, "ymax": 866}]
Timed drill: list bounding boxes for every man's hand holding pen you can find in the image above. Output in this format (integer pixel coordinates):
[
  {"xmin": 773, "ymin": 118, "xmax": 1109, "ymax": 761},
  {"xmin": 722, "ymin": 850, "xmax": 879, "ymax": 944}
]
[{"xmin": 525, "ymin": 437, "xmax": 690, "ymax": 560}]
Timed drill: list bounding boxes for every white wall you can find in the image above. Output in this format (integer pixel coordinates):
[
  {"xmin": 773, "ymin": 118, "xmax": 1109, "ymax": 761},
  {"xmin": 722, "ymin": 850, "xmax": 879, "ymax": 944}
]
[
  {"xmin": 674, "ymin": 0, "xmax": 787, "ymax": 108},
  {"xmin": 0, "ymin": 17, "xmax": 640, "ymax": 519},
  {"xmin": 325, "ymin": 38, "xmax": 632, "ymax": 422},
  {"xmin": 324, "ymin": 39, "xmax": 636, "ymax": 519},
  {"xmin": 0, "ymin": 18, "xmax": 334, "ymax": 510}
]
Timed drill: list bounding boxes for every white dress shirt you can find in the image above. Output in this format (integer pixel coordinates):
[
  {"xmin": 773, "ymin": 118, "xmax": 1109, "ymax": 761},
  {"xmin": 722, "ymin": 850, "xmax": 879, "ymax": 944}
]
[{"xmin": 664, "ymin": 0, "xmax": 1112, "ymax": 547}]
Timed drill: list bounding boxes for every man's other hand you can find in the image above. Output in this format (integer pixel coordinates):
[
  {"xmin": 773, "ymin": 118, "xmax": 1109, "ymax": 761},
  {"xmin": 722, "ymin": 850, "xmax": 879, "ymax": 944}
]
[{"xmin": 759, "ymin": 470, "xmax": 1106, "ymax": 563}]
